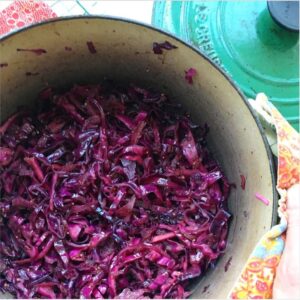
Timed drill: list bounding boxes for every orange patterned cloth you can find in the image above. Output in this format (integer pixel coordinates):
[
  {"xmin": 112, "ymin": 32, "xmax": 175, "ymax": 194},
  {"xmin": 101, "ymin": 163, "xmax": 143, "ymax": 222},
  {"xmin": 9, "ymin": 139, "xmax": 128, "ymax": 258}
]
[
  {"xmin": 0, "ymin": 0, "xmax": 56, "ymax": 36},
  {"xmin": 230, "ymin": 93, "xmax": 300, "ymax": 299}
]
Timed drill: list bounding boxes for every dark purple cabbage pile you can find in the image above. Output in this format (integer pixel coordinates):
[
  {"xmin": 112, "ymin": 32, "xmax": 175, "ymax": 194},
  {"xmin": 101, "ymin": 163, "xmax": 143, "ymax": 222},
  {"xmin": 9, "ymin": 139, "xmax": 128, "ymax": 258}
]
[{"xmin": 0, "ymin": 84, "xmax": 231, "ymax": 299}]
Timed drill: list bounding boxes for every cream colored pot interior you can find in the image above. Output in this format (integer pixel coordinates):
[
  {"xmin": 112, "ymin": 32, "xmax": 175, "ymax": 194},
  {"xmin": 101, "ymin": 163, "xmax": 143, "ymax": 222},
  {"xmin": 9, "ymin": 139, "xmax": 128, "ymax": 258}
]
[{"xmin": 0, "ymin": 17, "xmax": 276, "ymax": 299}]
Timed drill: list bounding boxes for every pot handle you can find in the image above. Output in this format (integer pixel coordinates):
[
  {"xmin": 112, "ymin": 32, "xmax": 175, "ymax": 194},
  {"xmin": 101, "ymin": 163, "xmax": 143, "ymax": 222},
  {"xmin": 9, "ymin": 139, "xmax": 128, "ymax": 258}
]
[{"xmin": 267, "ymin": 0, "xmax": 299, "ymax": 32}]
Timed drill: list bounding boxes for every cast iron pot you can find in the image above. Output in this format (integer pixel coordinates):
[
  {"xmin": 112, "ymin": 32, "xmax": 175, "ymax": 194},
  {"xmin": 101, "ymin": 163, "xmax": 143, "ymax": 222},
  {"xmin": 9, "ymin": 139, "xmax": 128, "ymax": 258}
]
[{"xmin": 0, "ymin": 17, "xmax": 277, "ymax": 299}]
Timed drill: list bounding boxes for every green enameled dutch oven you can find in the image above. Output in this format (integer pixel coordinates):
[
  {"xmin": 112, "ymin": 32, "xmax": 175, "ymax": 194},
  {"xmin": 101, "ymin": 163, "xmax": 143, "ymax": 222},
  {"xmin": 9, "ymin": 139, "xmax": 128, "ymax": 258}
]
[
  {"xmin": 0, "ymin": 17, "xmax": 277, "ymax": 299},
  {"xmin": 152, "ymin": 0, "xmax": 299, "ymax": 131}
]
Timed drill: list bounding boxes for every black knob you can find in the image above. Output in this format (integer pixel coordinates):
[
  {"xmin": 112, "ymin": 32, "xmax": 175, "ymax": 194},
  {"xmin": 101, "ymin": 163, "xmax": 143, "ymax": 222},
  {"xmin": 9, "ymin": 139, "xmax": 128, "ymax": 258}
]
[{"xmin": 268, "ymin": 0, "xmax": 299, "ymax": 31}]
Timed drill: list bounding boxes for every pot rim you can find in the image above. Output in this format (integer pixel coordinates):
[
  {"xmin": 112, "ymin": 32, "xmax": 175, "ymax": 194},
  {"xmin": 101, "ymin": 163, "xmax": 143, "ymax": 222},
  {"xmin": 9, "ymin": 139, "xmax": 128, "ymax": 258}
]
[{"xmin": 0, "ymin": 15, "xmax": 278, "ymax": 226}]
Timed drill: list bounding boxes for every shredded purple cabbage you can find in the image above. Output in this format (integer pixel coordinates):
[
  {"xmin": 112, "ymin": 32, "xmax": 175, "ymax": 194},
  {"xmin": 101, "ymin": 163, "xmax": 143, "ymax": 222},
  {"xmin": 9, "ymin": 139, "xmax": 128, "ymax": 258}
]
[
  {"xmin": 0, "ymin": 84, "xmax": 231, "ymax": 299},
  {"xmin": 152, "ymin": 41, "xmax": 177, "ymax": 54},
  {"xmin": 184, "ymin": 68, "xmax": 197, "ymax": 85}
]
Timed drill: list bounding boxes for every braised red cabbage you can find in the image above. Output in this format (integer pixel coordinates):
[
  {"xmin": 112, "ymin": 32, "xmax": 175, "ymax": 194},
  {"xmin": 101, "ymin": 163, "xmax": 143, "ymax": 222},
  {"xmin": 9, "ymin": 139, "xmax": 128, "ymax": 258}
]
[
  {"xmin": 0, "ymin": 84, "xmax": 231, "ymax": 299},
  {"xmin": 152, "ymin": 41, "xmax": 177, "ymax": 54},
  {"xmin": 184, "ymin": 68, "xmax": 197, "ymax": 85}
]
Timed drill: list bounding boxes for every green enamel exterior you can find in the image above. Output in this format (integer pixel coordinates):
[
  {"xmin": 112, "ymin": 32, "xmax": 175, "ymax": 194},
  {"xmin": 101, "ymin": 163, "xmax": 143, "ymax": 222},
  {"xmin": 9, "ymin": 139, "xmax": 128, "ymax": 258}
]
[{"xmin": 152, "ymin": 1, "xmax": 299, "ymax": 130}]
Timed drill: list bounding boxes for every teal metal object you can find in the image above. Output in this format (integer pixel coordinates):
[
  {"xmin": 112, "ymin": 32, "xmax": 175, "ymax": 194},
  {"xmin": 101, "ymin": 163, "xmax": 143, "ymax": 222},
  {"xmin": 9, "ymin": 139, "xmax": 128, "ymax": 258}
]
[{"xmin": 152, "ymin": 1, "xmax": 299, "ymax": 130}]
